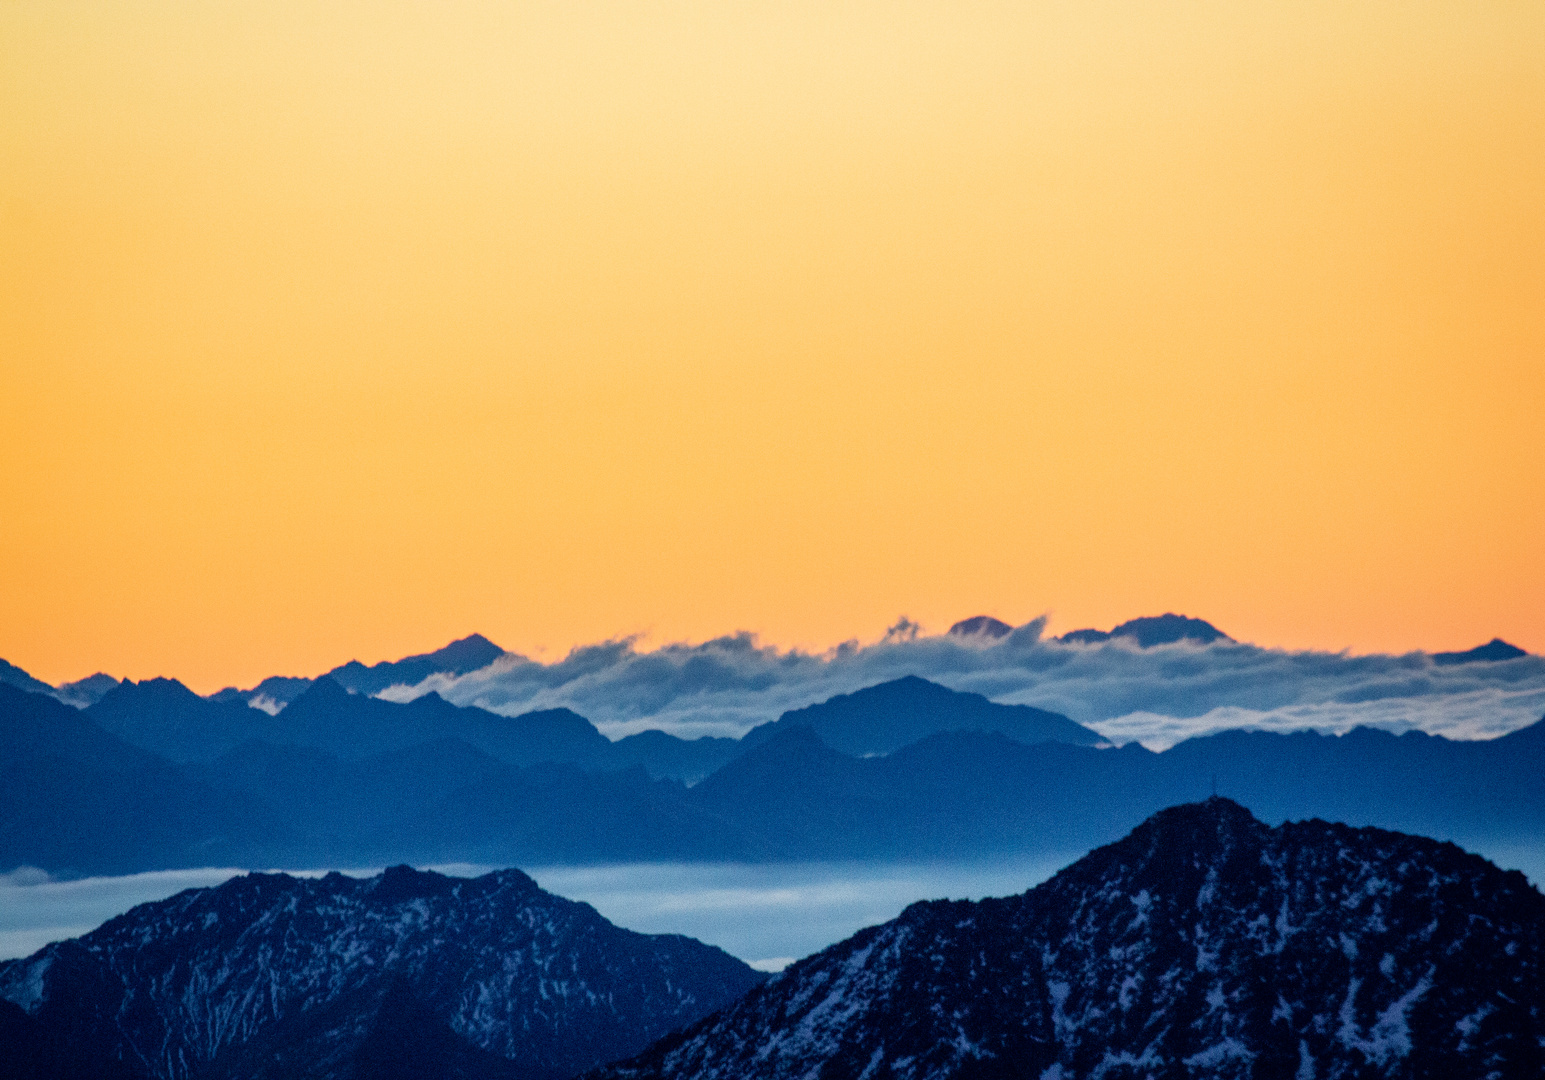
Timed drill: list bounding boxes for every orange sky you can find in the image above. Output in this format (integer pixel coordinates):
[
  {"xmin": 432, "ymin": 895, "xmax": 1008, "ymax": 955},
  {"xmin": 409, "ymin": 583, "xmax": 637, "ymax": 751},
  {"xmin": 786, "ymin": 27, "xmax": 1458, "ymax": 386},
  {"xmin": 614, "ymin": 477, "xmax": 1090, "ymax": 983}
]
[{"xmin": 3, "ymin": 0, "xmax": 1542, "ymax": 692}]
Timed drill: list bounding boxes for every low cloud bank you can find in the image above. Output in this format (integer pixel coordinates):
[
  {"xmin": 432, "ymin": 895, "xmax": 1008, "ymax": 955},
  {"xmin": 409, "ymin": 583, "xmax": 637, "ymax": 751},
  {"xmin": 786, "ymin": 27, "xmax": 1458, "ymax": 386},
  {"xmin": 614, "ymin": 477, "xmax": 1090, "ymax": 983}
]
[{"xmin": 378, "ymin": 621, "xmax": 1545, "ymax": 749}]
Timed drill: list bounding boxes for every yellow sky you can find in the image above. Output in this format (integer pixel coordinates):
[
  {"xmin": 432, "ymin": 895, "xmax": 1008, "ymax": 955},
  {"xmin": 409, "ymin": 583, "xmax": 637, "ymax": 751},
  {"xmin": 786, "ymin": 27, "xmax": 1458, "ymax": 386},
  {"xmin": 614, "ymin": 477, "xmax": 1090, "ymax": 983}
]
[{"xmin": 3, "ymin": 0, "xmax": 1542, "ymax": 691}]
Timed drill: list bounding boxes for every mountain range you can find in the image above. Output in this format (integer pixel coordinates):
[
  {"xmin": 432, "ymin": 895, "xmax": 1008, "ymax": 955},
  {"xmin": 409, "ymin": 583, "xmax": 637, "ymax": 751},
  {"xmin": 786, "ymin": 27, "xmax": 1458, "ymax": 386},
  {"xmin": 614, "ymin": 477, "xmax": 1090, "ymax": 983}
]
[
  {"xmin": 3, "ymin": 620, "xmax": 1533, "ymax": 720},
  {"xmin": 3, "ymin": 669, "xmax": 1542, "ymax": 877},
  {"xmin": 592, "ymin": 798, "xmax": 1544, "ymax": 1079}
]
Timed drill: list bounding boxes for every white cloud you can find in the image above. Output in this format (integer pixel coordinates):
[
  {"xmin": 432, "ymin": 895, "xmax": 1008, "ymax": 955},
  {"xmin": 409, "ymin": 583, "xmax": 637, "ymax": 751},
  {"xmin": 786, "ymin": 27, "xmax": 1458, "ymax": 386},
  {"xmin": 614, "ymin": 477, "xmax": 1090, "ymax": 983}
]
[{"xmin": 373, "ymin": 621, "xmax": 1545, "ymax": 746}]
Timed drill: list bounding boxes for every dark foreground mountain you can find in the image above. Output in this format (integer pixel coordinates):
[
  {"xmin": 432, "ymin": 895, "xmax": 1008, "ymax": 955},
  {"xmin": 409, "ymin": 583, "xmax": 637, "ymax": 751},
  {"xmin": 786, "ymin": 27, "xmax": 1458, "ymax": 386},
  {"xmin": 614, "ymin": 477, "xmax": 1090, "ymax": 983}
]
[
  {"xmin": 0, "ymin": 865, "xmax": 764, "ymax": 1080},
  {"xmin": 594, "ymin": 799, "xmax": 1545, "ymax": 1080}
]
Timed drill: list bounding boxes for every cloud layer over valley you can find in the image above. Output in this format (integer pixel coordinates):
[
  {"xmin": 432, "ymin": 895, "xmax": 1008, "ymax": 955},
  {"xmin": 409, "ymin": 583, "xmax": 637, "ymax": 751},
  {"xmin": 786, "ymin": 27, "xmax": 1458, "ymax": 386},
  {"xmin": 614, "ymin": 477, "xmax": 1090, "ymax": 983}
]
[{"xmin": 379, "ymin": 620, "xmax": 1545, "ymax": 749}]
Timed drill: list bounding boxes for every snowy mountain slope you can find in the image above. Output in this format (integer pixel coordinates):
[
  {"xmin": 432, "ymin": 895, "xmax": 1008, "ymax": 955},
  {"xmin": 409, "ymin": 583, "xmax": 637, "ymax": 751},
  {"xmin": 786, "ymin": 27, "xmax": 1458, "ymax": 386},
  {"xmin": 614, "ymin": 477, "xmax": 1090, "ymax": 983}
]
[
  {"xmin": 0, "ymin": 865, "xmax": 764, "ymax": 1080},
  {"xmin": 593, "ymin": 799, "xmax": 1544, "ymax": 1079}
]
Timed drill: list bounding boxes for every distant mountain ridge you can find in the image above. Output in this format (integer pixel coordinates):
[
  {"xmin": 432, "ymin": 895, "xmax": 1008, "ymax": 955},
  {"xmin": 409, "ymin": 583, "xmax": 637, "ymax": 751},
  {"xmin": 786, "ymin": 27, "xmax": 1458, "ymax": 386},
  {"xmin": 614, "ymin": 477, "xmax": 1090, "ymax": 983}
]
[
  {"xmin": 1433, "ymin": 636, "xmax": 1529, "ymax": 665},
  {"xmin": 1059, "ymin": 612, "xmax": 1231, "ymax": 646},
  {"xmin": 74, "ymin": 671, "xmax": 1097, "ymax": 777},
  {"xmin": 741, "ymin": 675, "xmax": 1104, "ymax": 754},
  {"xmin": 593, "ymin": 799, "xmax": 1545, "ymax": 1079},
  {"xmin": 207, "ymin": 632, "xmax": 509, "ymax": 709},
  {"xmin": 325, "ymin": 632, "xmax": 507, "ymax": 696},
  {"xmin": 0, "ymin": 657, "xmax": 55, "ymax": 697},
  {"xmin": 7, "ymin": 673, "xmax": 1542, "ymax": 877},
  {"xmin": 0, "ymin": 864, "xmax": 764, "ymax": 1080}
]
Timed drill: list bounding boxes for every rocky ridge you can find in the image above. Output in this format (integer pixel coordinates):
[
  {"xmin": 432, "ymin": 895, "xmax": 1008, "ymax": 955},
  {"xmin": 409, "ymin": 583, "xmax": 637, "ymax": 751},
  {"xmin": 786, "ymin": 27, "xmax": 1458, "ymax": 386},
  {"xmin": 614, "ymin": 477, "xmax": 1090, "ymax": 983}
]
[
  {"xmin": 594, "ymin": 798, "xmax": 1544, "ymax": 1079},
  {"xmin": 0, "ymin": 865, "xmax": 763, "ymax": 1080}
]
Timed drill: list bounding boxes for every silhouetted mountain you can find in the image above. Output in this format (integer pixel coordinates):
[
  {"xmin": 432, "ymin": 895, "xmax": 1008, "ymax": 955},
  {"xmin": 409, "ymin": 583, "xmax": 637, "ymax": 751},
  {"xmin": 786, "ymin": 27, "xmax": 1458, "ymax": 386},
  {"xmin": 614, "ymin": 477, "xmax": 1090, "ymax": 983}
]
[
  {"xmin": 52, "ymin": 672, "xmax": 121, "ymax": 708},
  {"xmin": 691, "ymin": 716, "xmax": 1545, "ymax": 861},
  {"xmin": 0, "ymin": 681, "xmax": 157, "ymax": 773},
  {"xmin": 1433, "ymin": 637, "xmax": 1529, "ymax": 665},
  {"xmin": 594, "ymin": 799, "xmax": 1545, "ymax": 1080},
  {"xmin": 742, "ymin": 675, "xmax": 1102, "ymax": 755},
  {"xmin": 0, "ymin": 865, "xmax": 765, "ymax": 1080},
  {"xmin": 325, "ymin": 632, "xmax": 506, "ymax": 696},
  {"xmin": 207, "ymin": 674, "xmax": 314, "ymax": 709},
  {"xmin": 1060, "ymin": 612, "xmax": 1231, "ymax": 646},
  {"xmin": 0, "ymin": 657, "xmax": 54, "ymax": 697},
  {"xmin": 84, "ymin": 677, "xmax": 275, "ymax": 761},
  {"xmin": 947, "ymin": 615, "xmax": 1013, "ymax": 638},
  {"xmin": 95, "ymin": 670, "xmax": 735, "ymax": 781},
  {"xmin": 0, "ymin": 684, "xmax": 294, "ymax": 876},
  {"xmin": 602, "ymin": 729, "xmax": 742, "ymax": 784},
  {"xmin": 276, "ymin": 677, "xmax": 600, "ymax": 759},
  {"xmin": 202, "ymin": 634, "xmax": 507, "ymax": 711},
  {"xmin": 8, "ymin": 673, "xmax": 1543, "ymax": 877},
  {"xmin": 182, "ymin": 735, "xmax": 752, "ymax": 868}
]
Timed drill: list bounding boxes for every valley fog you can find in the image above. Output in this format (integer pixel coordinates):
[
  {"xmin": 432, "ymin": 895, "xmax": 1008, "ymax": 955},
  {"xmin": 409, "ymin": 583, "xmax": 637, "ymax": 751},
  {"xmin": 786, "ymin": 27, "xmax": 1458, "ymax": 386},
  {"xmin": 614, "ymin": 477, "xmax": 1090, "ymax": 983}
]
[
  {"xmin": 0, "ymin": 858, "xmax": 1078, "ymax": 968},
  {"xmin": 6, "ymin": 845, "xmax": 1543, "ymax": 969}
]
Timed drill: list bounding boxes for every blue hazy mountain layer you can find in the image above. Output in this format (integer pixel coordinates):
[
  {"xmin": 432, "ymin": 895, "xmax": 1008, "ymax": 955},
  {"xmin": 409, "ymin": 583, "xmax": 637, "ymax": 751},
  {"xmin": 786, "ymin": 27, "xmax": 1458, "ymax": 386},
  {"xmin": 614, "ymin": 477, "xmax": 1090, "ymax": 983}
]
[
  {"xmin": 82, "ymin": 675, "xmax": 744, "ymax": 780},
  {"xmin": 740, "ymin": 674, "xmax": 1103, "ymax": 754},
  {"xmin": 0, "ymin": 658, "xmax": 55, "ymax": 697},
  {"xmin": 50, "ymin": 673, "xmax": 121, "ymax": 708},
  {"xmin": 78, "ymin": 672, "xmax": 1094, "ymax": 777},
  {"xmin": 4, "ymin": 679, "xmax": 1542, "ymax": 878}
]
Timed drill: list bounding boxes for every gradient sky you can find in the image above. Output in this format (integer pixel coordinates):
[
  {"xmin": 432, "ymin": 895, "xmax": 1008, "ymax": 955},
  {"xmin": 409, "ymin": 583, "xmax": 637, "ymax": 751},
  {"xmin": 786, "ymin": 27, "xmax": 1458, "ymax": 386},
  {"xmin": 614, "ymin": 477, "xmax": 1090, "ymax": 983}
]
[{"xmin": 3, "ymin": 0, "xmax": 1542, "ymax": 691}]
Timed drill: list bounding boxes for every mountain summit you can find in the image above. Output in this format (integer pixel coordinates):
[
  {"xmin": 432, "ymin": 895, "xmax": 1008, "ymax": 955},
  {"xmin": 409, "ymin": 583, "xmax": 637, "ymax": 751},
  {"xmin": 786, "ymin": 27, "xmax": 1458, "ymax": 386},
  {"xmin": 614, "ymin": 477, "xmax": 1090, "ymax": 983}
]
[
  {"xmin": 741, "ymin": 675, "xmax": 1102, "ymax": 755},
  {"xmin": 0, "ymin": 864, "xmax": 763, "ymax": 1080},
  {"xmin": 1060, "ymin": 612, "xmax": 1231, "ymax": 647},
  {"xmin": 594, "ymin": 798, "xmax": 1544, "ymax": 1079},
  {"xmin": 1432, "ymin": 637, "xmax": 1529, "ymax": 665}
]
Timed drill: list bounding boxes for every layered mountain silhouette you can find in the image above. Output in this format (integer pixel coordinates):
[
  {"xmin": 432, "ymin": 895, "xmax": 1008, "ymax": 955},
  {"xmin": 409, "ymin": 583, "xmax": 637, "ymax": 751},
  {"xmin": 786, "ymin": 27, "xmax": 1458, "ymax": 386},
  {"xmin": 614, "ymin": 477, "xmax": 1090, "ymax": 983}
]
[
  {"xmin": 76, "ymin": 671, "xmax": 1097, "ymax": 774},
  {"xmin": 77, "ymin": 673, "xmax": 744, "ymax": 782},
  {"xmin": 0, "ymin": 657, "xmax": 55, "ymax": 697},
  {"xmin": 1059, "ymin": 612, "xmax": 1231, "ymax": 646},
  {"xmin": 322, "ymin": 632, "xmax": 507, "ymax": 695},
  {"xmin": 0, "ymin": 682, "xmax": 294, "ymax": 874},
  {"xmin": 741, "ymin": 674, "xmax": 1103, "ymax": 754},
  {"xmin": 4, "ymin": 674, "xmax": 1542, "ymax": 876},
  {"xmin": 593, "ymin": 799, "xmax": 1545, "ymax": 1079},
  {"xmin": 207, "ymin": 632, "xmax": 509, "ymax": 709},
  {"xmin": 51, "ymin": 672, "xmax": 121, "ymax": 708},
  {"xmin": 0, "ymin": 865, "xmax": 764, "ymax": 1080}
]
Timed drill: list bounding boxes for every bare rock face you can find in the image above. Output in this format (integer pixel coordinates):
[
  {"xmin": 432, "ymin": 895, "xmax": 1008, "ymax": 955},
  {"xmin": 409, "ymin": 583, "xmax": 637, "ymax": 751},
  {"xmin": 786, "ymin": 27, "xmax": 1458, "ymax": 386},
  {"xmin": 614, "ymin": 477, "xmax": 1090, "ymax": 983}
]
[
  {"xmin": 0, "ymin": 865, "xmax": 764, "ymax": 1080},
  {"xmin": 594, "ymin": 799, "xmax": 1544, "ymax": 1080}
]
